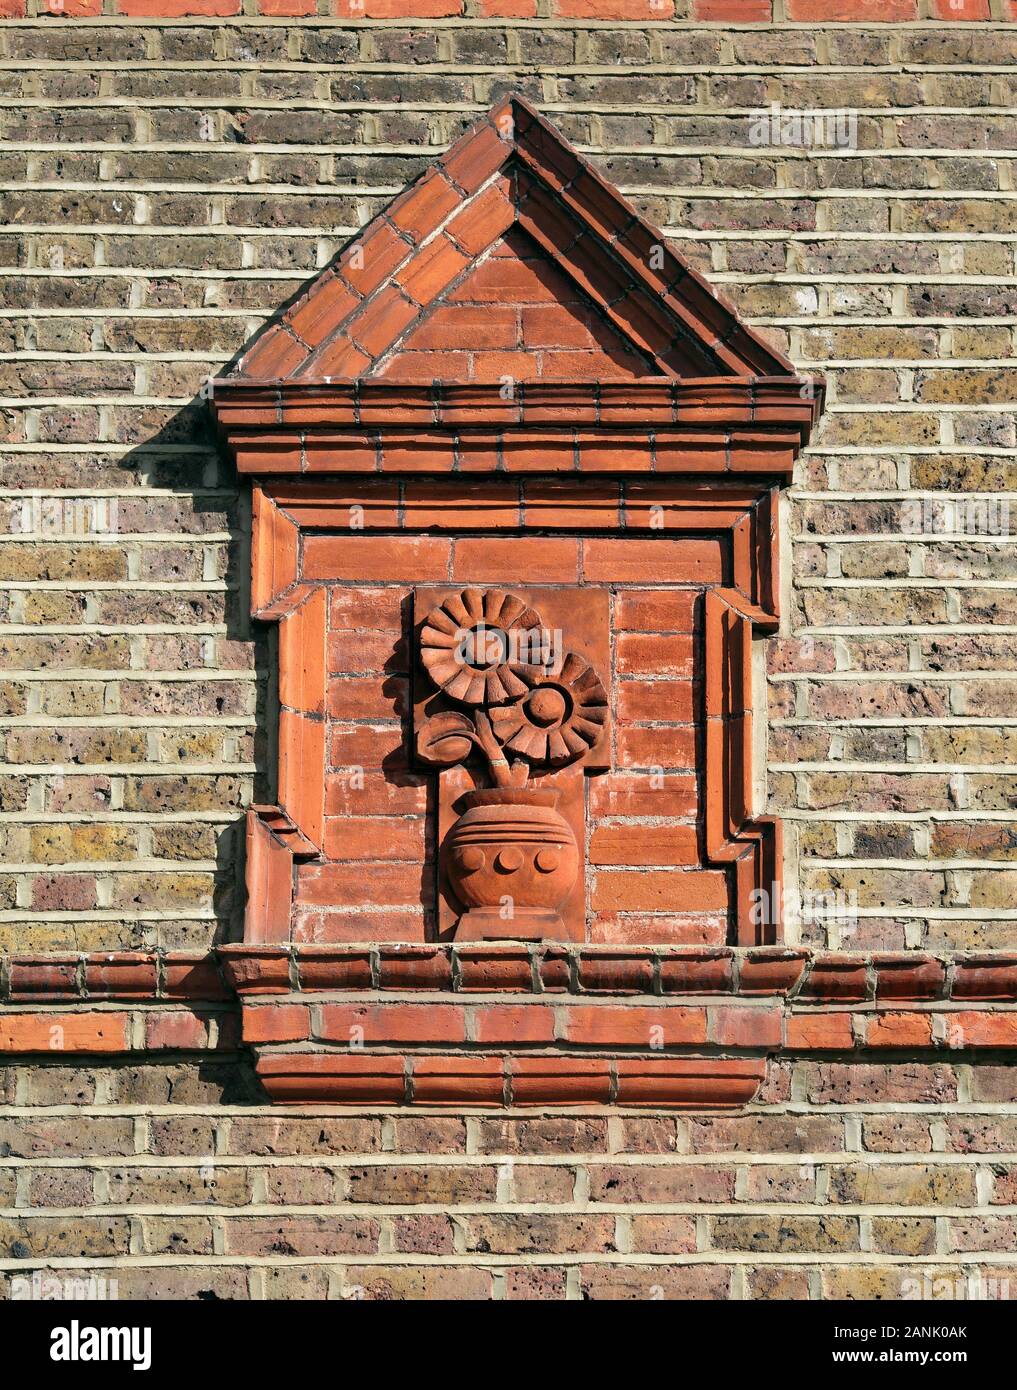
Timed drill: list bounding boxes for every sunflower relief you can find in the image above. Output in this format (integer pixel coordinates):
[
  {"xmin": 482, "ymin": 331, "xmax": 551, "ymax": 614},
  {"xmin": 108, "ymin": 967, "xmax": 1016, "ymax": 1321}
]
[
  {"xmin": 414, "ymin": 587, "xmax": 609, "ymax": 941},
  {"xmin": 416, "ymin": 587, "xmax": 608, "ymax": 785}
]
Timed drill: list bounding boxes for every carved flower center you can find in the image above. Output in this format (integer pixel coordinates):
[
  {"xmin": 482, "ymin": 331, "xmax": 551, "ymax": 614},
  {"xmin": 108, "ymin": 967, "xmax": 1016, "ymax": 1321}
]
[
  {"xmin": 458, "ymin": 624, "xmax": 509, "ymax": 671},
  {"xmin": 526, "ymin": 687, "xmax": 568, "ymax": 727}
]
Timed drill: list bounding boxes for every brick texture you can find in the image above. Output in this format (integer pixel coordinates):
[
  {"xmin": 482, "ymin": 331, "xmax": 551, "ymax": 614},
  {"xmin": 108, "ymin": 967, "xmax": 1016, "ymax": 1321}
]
[
  {"xmin": 0, "ymin": 1054, "xmax": 1016, "ymax": 1300},
  {"xmin": 0, "ymin": 8, "xmax": 1014, "ymax": 1299}
]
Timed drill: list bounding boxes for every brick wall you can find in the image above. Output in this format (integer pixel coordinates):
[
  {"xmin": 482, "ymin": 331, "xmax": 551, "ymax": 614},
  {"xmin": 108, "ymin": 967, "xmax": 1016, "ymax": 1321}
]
[
  {"xmin": 6, "ymin": 1054, "xmax": 1017, "ymax": 1300},
  {"xmin": 1, "ymin": 8, "xmax": 1016, "ymax": 1298}
]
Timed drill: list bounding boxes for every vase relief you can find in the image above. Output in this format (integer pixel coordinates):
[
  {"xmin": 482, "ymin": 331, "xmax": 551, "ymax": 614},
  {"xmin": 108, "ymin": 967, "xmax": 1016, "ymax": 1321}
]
[{"xmin": 413, "ymin": 587, "xmax": 609, "ymax": 942}]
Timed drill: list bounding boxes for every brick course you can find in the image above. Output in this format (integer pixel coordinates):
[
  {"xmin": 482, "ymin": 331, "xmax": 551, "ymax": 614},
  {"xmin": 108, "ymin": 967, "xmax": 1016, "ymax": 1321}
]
[{"xmin": 0, "ymin": 7, "xmax": 1015, "ymax": 1297}]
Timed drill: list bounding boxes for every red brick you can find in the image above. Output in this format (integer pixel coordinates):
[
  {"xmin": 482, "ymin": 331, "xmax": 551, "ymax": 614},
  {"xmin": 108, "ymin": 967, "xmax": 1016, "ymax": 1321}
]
[
  {"xmin": 786, "ymin": 0, "xmax": 915, "ymax": 13},
  {"xmin": 522, "ymin": 481, "xmax": 620, "ymax": 528},
  {"xmin": 450, "ymin": 252, "xmax": 565, "ymax": 305},
  {"xmin": 334, "ymin": 0, "xmax": 461, "ymax": 10},
  {"xmin": 145, "ymin": 1010, "xmax": 210, "ymax": 1050},
  {"xmin": 328, "ymin": 630, "xmax": 406, "ymax": 677},
  {"xmin": 240, "ymin": 326, "xmax": 306, "ymax": 378},
  {"xmin": 322, "ymin": 816, "xmax": 425, "ymax": 862},
  {"xmin": 389, "ymin": 171, "xmax": 461, "ymax": 244},
  {"xmin": 470, "ymin": 351, "xmax": 541, "ymax": 382},
  {"xmin": 583, "ymin": 538, "xmax": 724, "ymax": 583},
  {"xmin": 457, "ymin": 950, "xmax": 534, "ymax": 992},
  {"xmin": 318, "ymin": 1003, "xmax": 467, "ymax": 1045},
  {"xmin": 593, "ymin": 915, "xmax": 727, "ymax": 948},
  {"xmin": 709, "ymin": 1006, "xmax": 782, "ymax": 1048},
  {"xmin": 400, "ymin": 305, "xmax": 518, "ymax": 352},
  {"xmin": 395, "ymin": 236, "xmax": 471, "ymax": 308},
  {"xmin": 327, "ymin": 725, "xmax": 403, "ymax": 770},
  {"xmin": 589, "ymin": 826, "xmax": 697, "ymax": 866},
  {"xmin": 576, "ymin": 953, "xmax": 655, "ymax": 993},
  {"xmin": 297, "ymin": 862, "xmax": 426, "ymax": 909},
  {"xmin": 693, "ymin": 0, "xmax": 769, "ymax": 17},
  {"xmin": 117, "ymin": 0, "xmax": 239, "ymax": 12},
  {"xmin": 592, "ymin": 870, "xmax": 726, "ymax": 913},
  {"xmin": 556, "ymin": 0, "xmax": 669, "ymax": 13},
  {"xmin": 164, "ymin": 955, "xmax": 230, "ymax": 1001},
  {"xmin": 563, "ymin": 1005, "xmax": 707, "ymax": 1047},
  {"xmin": 615, "ymin": 590, "xmax": 697, "ymax": 632},
  {"xmin": 295, "ymin": 911, "xmax": 425, "ymax": 945},
  {"xmin": 411, "ymin": 1057, "xmax": 504, "ymax": 1104},
  {"xmin": 443, "ymin": 122, "xmax": 508, "ymax": 197},
  {"xmin": 617, "ymin": 679, "xmax": 694, "ymax": 723},
  {"xmin": 659, "ymin": 952, "xmax": 733, "ymax": 994},
  {"xmin": 0, "ymin": 1012, "xmax": 128, "ymax": 1054},
  {"xmin": 521, "ymin": 304, "xmax": 598, "ymax": 349},
  {"xmin": 340, "ymin": 224, "xmax": 411, "ymax": 299},
  {"xmin": 617, "ymin": 725, "xmax": 696, "ymax": 769},
  {"xmin": 452, "ymin": 537, "xmax": 579, "ymax": 583},
  {"xmin": 382, "ymin": 435, "xmax": 458, "ymax": 472},
  {"xmin": 329, "ymin": 588, "xmax": 403, "ymax": 629},
  {"xmin": 616, "ymin": 633, "xmax": 693, "ymax": 677},
  {"xmin": 326, "ymin": 775, "xmax": 427, "ymax": 818},
  {"xmin": 84, "ymin": 955, "xmax": 159, "ymax": 999},
  {"xmin": 377, "ymin": 949, "xmax": 453, "ymax": 990},
  {"xmin": 590, "ymin": 773, "xmax": 697, "ymax": 819},
  {"xmin": 550, "ymin": 349, "xmax": 649, "ymax": 380},
  {"xmin": 242, "ymin": 1004, "xmax": 310, "ymax": 1044},
  {"xmin": 472, "ymin": 1004, "xmax": 556, "ymax": 1044},
  {"xmin": 403, "ymin": 479, "xmax": 521, "ymax": 528},
  {"xmin": 287, "ymin": 275, "xmax": 360, "ymax": 349},
  {"xmin": 304, "ymin": 535, "xmax": 450, "ymax": 583},
  {"xmin": 865, "ymin": 1012, "xmax": 934, "ymax": 1048},
  {"xmin": 446, "ymin": 180, "xmax": 515, "ymax": 257},
  {"xmin": 787, "ymin": 1013, "xmax": 855, "ymax": 1051},
  {"xmin": 948, "ymin": 1013, "xmax": 1017, "ymax": 1049},
  {"xmin": 377, "ymin": 350, "xmax": 472, "ymax": 381},
  {"xmin": 9, "ymin": 957, "xmax": 79, "ymax": 999},
  {"xmin": 510, "ymin": 1058, "xmax": 612, "ymax": 1104},
  {"xmin": 348, "ymin": 285, "xmax": 419, "ymax": 358}
]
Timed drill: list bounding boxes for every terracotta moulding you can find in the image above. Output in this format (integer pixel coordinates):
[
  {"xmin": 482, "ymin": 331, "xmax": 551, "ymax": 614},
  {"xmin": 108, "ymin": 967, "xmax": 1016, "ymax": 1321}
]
[{"xmin": 3, "ymin": 945, "xmax": 1017, "ymax": 1108}]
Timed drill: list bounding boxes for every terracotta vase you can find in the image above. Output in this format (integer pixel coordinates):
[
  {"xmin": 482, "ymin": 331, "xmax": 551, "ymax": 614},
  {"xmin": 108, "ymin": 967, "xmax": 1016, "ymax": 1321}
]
[{"xmin": 442, "ymin": 787, "xmax": 579, "ymax": 941}]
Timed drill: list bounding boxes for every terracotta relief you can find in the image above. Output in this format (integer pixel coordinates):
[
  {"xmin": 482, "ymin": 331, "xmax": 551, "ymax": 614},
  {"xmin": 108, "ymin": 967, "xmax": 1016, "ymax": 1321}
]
[
  {"xmin": 413, "ymin": 586, "xmax": 608, "ymax": 941},
  {"xmin": 210, "ymin": 95, "xmax": 825, "ymax": 1106}
]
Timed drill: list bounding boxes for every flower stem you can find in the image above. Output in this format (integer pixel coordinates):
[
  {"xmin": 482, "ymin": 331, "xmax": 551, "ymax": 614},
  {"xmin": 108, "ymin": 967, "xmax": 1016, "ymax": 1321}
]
[{"xmin": 473, "ymin": 710, "xmax": 519, "ymax": 788}]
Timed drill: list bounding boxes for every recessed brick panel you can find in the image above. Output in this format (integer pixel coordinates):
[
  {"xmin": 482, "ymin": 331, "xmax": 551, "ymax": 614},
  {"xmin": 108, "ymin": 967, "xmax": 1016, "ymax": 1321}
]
[{"xmin": 309, "ymin": 543, "xmax": 716, "ymax": 944}]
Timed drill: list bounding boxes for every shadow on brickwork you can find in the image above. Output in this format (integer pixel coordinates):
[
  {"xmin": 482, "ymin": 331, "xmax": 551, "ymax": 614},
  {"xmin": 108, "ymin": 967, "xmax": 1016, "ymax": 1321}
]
[{"xmin": 114, "ymin": 384, "xmax": 270, "ymax": 950}]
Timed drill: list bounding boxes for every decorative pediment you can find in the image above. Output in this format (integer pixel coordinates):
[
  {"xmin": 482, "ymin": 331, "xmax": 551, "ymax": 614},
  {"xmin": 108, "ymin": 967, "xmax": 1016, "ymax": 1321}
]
[{"xmin": 229, "ymin": 94, "xmax": 801, "ymax": 386}]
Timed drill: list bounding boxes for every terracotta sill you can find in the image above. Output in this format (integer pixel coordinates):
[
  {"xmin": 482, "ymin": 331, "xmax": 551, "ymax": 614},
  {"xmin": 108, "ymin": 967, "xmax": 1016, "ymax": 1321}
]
[{"xmin": 4, "ymin": 947, "xmax": 1017, "ymax": 1107}]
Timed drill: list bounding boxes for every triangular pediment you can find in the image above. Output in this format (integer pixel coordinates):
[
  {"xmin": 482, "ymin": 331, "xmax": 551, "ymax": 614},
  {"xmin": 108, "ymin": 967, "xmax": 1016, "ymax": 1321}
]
[
  {"xmin": 375, "ymin": 228, "xmax": 658, "ymax": 381},
  {"xmin": 233, "ymin": 95, "xmax": 796, "ymax": 385}
]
